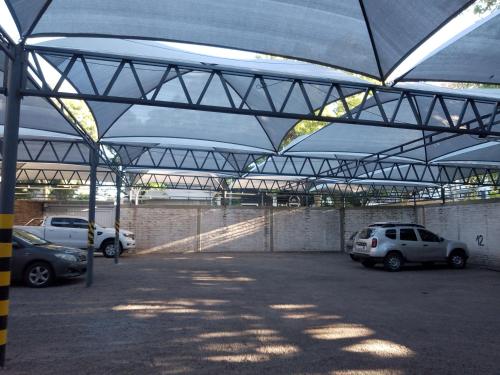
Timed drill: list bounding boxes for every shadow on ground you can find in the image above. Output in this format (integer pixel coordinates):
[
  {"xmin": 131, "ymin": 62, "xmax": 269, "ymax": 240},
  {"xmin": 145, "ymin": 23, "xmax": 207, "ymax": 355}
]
[{"xmin": 6, "ymin": 253, "xmax": 500, "ymax": 374}]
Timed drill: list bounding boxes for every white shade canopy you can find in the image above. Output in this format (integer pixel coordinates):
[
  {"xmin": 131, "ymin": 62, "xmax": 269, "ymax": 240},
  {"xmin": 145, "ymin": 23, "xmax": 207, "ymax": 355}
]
[{"xmin": 6, "ymin": 0, "xmax": 474, "ymax": 81}]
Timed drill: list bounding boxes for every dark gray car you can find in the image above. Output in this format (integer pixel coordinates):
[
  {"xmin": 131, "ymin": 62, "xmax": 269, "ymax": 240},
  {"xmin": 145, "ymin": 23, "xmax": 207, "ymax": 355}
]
[{"xmin": 11, "ymin": 229, "xmax": 87, "ymax": 287}]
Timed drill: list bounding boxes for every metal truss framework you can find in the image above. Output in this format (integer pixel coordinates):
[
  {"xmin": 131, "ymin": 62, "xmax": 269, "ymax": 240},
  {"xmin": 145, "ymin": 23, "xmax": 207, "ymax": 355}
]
[
  {"xmin": 16, "ymin": 168, "xmax": 117, "ymax": 187},
  {"xmin": 24, "ymin": 46, "xmax": 500, "ymax": 137},
  {"xmin": 108, "ymin": 143, "xmax": 500, "ymax": 186},
  {"xmin": 14, "ymin": 167, "xmax": 444, "ymax": 202},
  {"xmin": 3, "ymin": 138, "xmax": 499, "ymax": 186}
]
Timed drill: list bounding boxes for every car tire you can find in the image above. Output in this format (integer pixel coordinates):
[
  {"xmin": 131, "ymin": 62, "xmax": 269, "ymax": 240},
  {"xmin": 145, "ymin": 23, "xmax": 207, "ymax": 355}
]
[
  {"xmin": 384, "ymin": 252, "xmax": 404, "ymax": 272},
  {"xmin": 361, "ymin": 260, "xmax": 375, "ymax": 268},
  {"xmin": 24, "ymin": 261, "xmax": 54, "ymax": 288},
  {"xmin": 448, "ymin": 250, "xmax": 467, "ymax": 269},
  {"xmin": 349, "ymin": 254, "xmax": 360, "ymax": 262},
  {"xmin": 101, "ymin": 240, "xmax": 122, "ymax": 258}
]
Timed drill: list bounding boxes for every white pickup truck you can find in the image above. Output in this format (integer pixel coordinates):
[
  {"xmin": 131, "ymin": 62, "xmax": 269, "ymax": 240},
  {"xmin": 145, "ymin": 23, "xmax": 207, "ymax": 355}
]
[{"xmin": 18, "ymin": 216, "xmax": 136, "ymax": 258}]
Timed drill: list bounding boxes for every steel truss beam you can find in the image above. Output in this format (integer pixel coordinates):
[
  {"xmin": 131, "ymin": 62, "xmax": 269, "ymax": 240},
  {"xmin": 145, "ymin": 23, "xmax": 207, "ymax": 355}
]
[
  {"xmin": 109, "ymin": 143, "xmax": 500, "ymax": 186},
  {"xmin": 16, "ymin": 168, "xmax": 117, "ymax": 187},
  {"xmin": 127, "ymin": 172, "xmax": 438, "ymax": 200},
  {"xmin": 14, "ymin": 166, "xmax": 442, "ymax": 202},
  {"xmin": 4, "ymin": 138, "xmax": 499, "ymax": 186},
  {"xmin": 24, "ymin": 46, "xmax": 500, "ymax": 137}
]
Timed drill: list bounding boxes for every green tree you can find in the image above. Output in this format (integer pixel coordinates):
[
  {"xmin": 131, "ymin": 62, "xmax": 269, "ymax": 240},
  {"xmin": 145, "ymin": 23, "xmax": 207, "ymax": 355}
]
[
  {"xmin": 61, "ymin": 99, "xmax": 98, "ymax": 140},
  {"xmin": 280, "ymin": 92, "xmax": 364, "ymax": 149},
  {"xmin": 474, "ymin": 0, "xmax": 499, "ymax": 14}
]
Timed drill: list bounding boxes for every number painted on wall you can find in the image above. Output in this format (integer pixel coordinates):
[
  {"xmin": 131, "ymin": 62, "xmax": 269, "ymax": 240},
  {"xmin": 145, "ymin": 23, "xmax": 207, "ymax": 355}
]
[{"xmin": 476, "ymin": 235, "xmax": 484, "ymax": 247}]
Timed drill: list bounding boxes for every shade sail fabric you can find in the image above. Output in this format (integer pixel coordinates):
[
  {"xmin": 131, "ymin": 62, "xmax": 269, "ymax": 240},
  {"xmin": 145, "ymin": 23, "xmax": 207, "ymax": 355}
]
[
  {"xmin": 403, "ymin": 11, "xmax": 500, "ymax": 84},
  {"xmin": 8, "ymin": 0, "xmax": 473, "ymax": 80},
  {"xmin": 283, "ymin": 83, "xmax": 500, "ymax": 168},
  {"xmin": 0, "ymin": 95, "xmax": 80, "ymax": 136},
  {"xmin": 36, "ymin": 39, "xmax": 363, "ymax": 151}
]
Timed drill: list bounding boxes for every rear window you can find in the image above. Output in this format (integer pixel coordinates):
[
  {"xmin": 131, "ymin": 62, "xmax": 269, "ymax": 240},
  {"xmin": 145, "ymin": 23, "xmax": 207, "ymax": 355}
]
[
  {"xmin": 400, "ymin": 228, "xmax": 418, "ymax": 241},
  {"xmin": 349, "ymin": 232, "xmax": 358, "ymax": 240},
  {"xmin": 385, "ymin": 229, "xmax": 397, "ymax": 240},
  {"xmin": 358, "ymin": 228, "xmax": 374, "ymax": 239}
]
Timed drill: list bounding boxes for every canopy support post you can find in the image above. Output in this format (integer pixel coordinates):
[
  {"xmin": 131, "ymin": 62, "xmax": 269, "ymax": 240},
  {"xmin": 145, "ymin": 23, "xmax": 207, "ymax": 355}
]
[
  {"xmin": 114, "ymin": 169, "xmax": 122, "ymax": 264},
  {"xmin": 0, "ymin": 43, "xmax": 24, "ymax": 368},
  {"xmin": 86, "ymin": 146, "xmax": 98, "ymax": 287}
]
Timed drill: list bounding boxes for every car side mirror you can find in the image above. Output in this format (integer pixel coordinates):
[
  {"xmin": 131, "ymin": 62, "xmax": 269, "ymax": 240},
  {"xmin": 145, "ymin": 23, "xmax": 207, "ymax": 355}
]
[
  {"xmin": 439, "ymin": 237, "xmax": 445, "ymax": 242},
  {"xmin": 12, "ymin": 241, "xmax": 20, "ymax": 248}
]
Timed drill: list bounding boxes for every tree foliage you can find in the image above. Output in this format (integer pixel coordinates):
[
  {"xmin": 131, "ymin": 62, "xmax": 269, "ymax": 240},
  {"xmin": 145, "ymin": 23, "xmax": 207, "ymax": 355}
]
[
  {"xmin": 474, "ymin": 0, "xmax": 499, "ymax": 14},
  {"xmin": 62, "ymin": 99, "xmax": 98, "ymax": 140},
  {"xmin": 280, "ymin": 93, "xmax": 364, "ymax": 149}
]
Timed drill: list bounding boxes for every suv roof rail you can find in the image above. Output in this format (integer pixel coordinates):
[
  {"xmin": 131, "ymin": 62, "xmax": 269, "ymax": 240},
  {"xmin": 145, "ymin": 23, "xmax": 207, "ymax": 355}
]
[{"xmin": 368, "ymin": 223, "xmax": 425, "ymax": 228}]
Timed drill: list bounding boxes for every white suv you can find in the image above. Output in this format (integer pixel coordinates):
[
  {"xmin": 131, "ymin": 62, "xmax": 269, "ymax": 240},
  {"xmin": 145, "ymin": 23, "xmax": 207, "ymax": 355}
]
[{"xmin": 351, "ymin": 223, "xmax": 469, "ymax": 271}]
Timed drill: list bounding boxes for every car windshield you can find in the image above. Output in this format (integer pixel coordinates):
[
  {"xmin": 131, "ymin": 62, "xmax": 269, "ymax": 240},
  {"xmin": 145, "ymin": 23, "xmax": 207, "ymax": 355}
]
[{"xmin": 14, "ymin": 229, "xmax": 48, "ymax": 246}]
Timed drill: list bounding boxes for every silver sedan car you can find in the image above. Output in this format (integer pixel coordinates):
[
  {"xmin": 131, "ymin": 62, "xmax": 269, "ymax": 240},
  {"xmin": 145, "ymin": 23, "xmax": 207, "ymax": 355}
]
[{"xmin": 351, "ymin": 223, "xmax": 469, "ymax": 271}]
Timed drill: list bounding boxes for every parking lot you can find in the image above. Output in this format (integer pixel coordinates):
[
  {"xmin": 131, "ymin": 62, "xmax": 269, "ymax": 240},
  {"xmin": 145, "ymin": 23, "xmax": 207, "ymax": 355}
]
[{"xmin": 5, "ymin": 253, "xmax": 500, "ymax": 374}]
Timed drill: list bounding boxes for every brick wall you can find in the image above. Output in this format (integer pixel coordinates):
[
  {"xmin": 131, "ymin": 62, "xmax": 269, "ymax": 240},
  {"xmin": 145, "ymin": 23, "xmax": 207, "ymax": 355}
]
[
  {"xmin": 419, "ymin": 201, "xmax": 500, "ymax": 269},
  {"xmin": 121, "ymin": 206, "xmax": 198, "ymax": 254},
  {"xmin": 120, "ymin": 206, "xmax": 340, "ymax": 254},
  {"xmin": 200, "ymin": 208, "xmax": 270, "ymax": 252},
  {"xmin": 44, "ymin": 200, "xmax": 500, "ymax": 270},
  {"xmin": 344, "ymin": 206, "xmax": 417, "ymax": 243},
  {"xmin": 273, "ymin": 208, "xmax": 340, "ymax": 252},
  {"xmin": 14, "ymin": 200, "xmax": 44, "ymax": 225}
]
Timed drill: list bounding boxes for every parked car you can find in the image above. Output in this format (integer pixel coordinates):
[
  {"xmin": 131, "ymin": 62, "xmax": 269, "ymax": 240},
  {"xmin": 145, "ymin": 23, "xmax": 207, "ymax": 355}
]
[
  {"xmin": 11, "ymin": 229, "xmax": 87, "ymax": 287},
  {"xmin": 351, "ymin": 223, "xmax": 469, "ymax": 271},
  {"xmin": 18, "ymin": 216, "xmax": 135, "ymax": 258},
  {"xmin": 346, "ymin": 231, "xmax": 359, "ymax": 261}
]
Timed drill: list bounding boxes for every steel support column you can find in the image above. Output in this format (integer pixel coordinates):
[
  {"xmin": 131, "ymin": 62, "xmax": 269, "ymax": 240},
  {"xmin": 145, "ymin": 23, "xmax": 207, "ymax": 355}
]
[
  {"xmin": 114, "ymin": 170, "xmax": 122, "ymax": 264},
  {"xmin": 0, "ymin": 44, "xmax": 24, "ymax": 367},
  {"xmin": 86, "ymin": 147, "xmax": 98, "ymax": 287}
]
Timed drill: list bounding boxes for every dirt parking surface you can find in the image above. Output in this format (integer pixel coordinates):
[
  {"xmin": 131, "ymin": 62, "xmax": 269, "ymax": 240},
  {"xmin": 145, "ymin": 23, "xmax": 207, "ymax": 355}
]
[{"xmin": 4, "ymin": 253, "xmax": 500, "ymax": 374}]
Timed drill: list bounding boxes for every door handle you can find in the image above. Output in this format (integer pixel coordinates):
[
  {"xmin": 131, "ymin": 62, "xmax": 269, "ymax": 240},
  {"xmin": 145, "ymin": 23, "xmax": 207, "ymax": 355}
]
[
  {"xmin": 423, "ymin": 244, "xmax": 429, "ymax": 247},
  {"xmin": 402, "ymin": 244, "xmax": 407, "ymax": 246}
]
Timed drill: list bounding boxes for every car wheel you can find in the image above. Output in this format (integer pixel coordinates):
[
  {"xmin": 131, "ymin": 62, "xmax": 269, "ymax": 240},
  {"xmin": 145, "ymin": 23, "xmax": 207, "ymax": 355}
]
[
  {"xmin": 384, "ymin": 252, "xmax": 403, "ymax": 272},
  {"xmin": 361, "ymin": 260, "xmax": 375, "ymax": 268},
  {"xmin": 448, "ymin": 250, "xmax": 467, "ymax": 269},
  {"xmin": 24, "ymin": 262, "xmax": 54, "ymax": 288},
  {"xmin": 101, "ymin": 240, "xmax": 121, "ymax": 258},
  {"xmin": 349, "ymin": 254, "xmax": 360, "ymax": 262}
]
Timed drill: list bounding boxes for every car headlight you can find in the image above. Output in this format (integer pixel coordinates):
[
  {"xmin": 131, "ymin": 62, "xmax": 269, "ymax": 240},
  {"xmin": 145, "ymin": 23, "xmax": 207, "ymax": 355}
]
[
  {"xmin": 54, "ymin": 253, "xmax": 77, "ymax": 262},
  {"xmin": 123, "ymin": 233, "xmax": 135, "ymax": 239}
]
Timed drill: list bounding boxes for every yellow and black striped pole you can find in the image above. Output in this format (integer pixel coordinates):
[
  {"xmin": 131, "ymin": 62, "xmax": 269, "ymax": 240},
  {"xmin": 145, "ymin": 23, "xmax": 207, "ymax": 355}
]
[
  {"xmin": 0, "ymin": 43, "xmax": 24, "ymax": 366},
  {"xmin": 0, "ymin": 215, "xmax": 13, "ymax": 365}
]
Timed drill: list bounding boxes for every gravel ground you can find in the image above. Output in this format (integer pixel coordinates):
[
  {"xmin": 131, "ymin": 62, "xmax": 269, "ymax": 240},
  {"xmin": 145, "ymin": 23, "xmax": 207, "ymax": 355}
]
[{"xmin": 4, "ymin": 252, "xmax": 500, "ymax": 374}]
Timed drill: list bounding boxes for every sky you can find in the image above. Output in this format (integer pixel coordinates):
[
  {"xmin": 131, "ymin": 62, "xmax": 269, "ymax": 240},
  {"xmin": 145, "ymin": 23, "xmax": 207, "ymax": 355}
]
[{"xmin": 0, "ymin": 1, "xmax": 494, "ymax": 83}]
